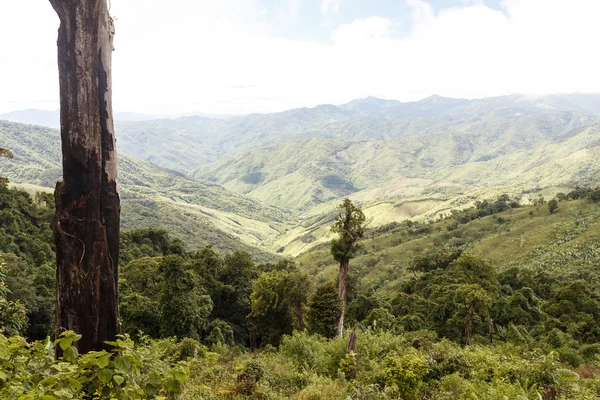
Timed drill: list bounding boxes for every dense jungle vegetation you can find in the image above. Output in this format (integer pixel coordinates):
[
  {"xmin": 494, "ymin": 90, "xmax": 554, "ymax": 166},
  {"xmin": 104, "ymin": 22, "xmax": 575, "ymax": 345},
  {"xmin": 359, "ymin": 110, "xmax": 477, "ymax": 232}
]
[{"xmin": 4, "ymin": 172, "xmax": 600, "ymax": 399}]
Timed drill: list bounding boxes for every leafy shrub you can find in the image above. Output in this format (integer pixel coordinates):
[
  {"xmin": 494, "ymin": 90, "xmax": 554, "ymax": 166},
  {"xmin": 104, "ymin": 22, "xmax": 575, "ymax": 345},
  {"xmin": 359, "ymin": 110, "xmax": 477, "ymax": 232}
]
[
  {"xmin": 293, "ymin": 376, "xmax": 345, "ymax": 400},
  {"xmin": 0, "ymin": 331, "xmax": 189, "ymax": 399},
  {"xmin": 177, "ymin": 337, "xmax": 206, "ymax": 361},
  {"xmin": 378, "ymin": 350, "xmax": 428, "ymax": 399}
]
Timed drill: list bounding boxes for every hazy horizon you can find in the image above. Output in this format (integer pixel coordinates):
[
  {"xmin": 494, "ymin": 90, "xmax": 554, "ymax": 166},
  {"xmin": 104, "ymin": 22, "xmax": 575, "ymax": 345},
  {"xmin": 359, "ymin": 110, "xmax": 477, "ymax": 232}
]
[
  {"xmin": 2, "ymin": 0, "xmax": 600, "ymax": 115},
  {"xmin": 4, "ymin": 91, "xmax": 600, "ymax": 120}
]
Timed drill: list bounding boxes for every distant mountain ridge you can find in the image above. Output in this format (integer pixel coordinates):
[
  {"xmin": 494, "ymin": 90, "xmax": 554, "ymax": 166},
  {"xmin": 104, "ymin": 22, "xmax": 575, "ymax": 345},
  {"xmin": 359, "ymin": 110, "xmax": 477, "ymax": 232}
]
[
  {"xmin": 0, "ymin": 120, "xmax": 294, "ymax": 260},
  {"xmin": 8, "ymin": 94, "xmax": 600, "ymax": 175},
  {"xmin": 4, "ymin": 94, "xmax": 600, "ymax": 256},
  {"xmin": 188, "ymin": 94, "xmax": 600, "ymax": 211},
  {"xmin": 115, "ymin": 93, "xmax": 600, "ymax": 174},
  {"xmin": 0, "ymin": 109, "xmax": 236, "ymax": 129}
]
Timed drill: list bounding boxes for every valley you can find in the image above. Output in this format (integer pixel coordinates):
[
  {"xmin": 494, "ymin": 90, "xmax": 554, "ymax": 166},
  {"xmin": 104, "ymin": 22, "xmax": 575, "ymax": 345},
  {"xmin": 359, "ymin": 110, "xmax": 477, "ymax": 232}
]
[{"xmin": 3, "ymin": 94, "xmax": 600, "ymax": 259}]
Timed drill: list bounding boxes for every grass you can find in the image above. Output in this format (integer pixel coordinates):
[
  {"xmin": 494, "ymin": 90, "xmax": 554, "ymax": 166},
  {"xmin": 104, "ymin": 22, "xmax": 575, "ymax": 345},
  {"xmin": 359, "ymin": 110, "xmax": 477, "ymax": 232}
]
[
  {"xmin": 296, "ymin": 198, "xmax": 600, "ymax": 296},
  {"xmin": 0, "ymin": 120, "xmax": 295, "ymax": 261}
]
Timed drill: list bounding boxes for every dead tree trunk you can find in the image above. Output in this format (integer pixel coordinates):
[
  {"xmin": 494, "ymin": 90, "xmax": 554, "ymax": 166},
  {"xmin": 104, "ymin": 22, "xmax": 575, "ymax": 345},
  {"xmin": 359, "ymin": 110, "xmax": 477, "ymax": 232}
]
[
  {"xmin": 337, "ymin": 259, "xmax": 349, "ymax": 338},
  {"xmin": 49, "ymin": 0, "xmax": 121, "ymax": 354}
]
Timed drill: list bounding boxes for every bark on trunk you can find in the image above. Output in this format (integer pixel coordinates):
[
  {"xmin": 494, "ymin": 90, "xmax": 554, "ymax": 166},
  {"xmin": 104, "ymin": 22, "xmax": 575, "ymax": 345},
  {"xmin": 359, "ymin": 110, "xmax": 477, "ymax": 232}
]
[
  {"xmin": 542, "ymin": 385, "xmax": 556, "ymax": 400},
  {"xmin": 347, "ymin": 327, "xmax": 357, "ymax": 353},
  {"xmin": 49, "ymin": 0, "xmax": 121, "ymax": 354},
  {"xmin": 337, "ymin": 259, "xmax": 349, "ymax": 338}
]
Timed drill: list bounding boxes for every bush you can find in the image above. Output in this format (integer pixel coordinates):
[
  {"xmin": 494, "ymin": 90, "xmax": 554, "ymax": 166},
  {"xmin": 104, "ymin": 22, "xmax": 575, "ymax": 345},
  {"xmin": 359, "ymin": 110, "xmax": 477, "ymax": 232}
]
[
  {"xmin": 177, "ymin": 337, "xmax": 206, "ymax": 360},
  {"xmin": 378, "ymin": 350, "xmax": 428, "ymax": 399},
  {"xmin": 280, "ymin": 331, "xmax": 347, "ymax": 377},
  {"xmin": 294, "ymin": 376, "xmax": 346, "ymax": 400},
  {"xmin": 0, "ymin": 331, "xmax": 189, "ymax": 399}
]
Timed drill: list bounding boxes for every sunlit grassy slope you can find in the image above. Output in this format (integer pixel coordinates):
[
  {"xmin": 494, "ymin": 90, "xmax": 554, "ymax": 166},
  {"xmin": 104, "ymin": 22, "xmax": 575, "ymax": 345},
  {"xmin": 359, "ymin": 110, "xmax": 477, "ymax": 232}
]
[
  {"xmin": 296, "ymin": 198, "xmax": 600, "ymax": 296},
  {"xmin": 0, "ymin": 120, "xmax": 294, "ymax": 261},
  {"xmin": 193, "ymin": 123, "xmax": 600, "ymax": 212},
  {"xmin": 4, "ymin": 94, "xmax": 600, "ymax": 260}
]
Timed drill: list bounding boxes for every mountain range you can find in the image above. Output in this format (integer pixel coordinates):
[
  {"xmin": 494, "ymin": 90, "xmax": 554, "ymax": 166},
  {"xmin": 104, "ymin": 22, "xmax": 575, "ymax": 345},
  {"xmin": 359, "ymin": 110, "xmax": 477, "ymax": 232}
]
[
  {"xmin": 3, "ymin": 93, "xmax": 600, "ymax": 257},
  {"xmin": 0, "ymin": 121, "xmax": 293, "ymax": 261}
]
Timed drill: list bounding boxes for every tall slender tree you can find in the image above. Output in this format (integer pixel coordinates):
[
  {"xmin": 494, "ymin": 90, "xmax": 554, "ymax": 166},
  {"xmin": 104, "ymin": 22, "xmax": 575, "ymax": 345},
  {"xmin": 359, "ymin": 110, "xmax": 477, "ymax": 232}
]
[
  {"xmin": 48, "ymin": 0, "xmax": 121, "ymax": 354},
  {"xmin": 331, "ymin": 198, "xmax": 365, "ymax": 337}
]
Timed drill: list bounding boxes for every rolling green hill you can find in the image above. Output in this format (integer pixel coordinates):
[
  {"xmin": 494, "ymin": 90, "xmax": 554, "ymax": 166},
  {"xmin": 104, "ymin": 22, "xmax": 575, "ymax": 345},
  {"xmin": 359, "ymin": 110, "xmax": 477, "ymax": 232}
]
[
  {"xmin": 296, "ymin": 195, "xmax": 600, "ymax": 299},
  {"xmin": 115, "ymin": 94, "xmax": 600, "ymax": 174},
  {"xmin": 0, "ymin": 120, "xmax": 295, "ymax": 261},
  {"xmin": 192, "ymin": 122, "xmax": 600, "ymax": 211},
  {"xmin": 5, "ymin": 94, "xmax": 600, "ymax": 260}
]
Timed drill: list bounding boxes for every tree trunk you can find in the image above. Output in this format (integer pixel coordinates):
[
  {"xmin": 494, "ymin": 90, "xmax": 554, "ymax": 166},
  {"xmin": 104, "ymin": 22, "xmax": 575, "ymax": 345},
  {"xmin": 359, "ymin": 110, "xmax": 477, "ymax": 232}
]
[
  {"xmin": 347, "ymin": 326, "xmax": 357, "ymax": 353},
  {"xmin": 542, "ymin": 385, "xmax": 556, "ymax": 400},
  {"xmin": 49, "ymin": 0, "xmax": 121, "ymax": 354},
  {"xmin": 337, "ymin": 259, "xmax": 349, "ymax": 338}
]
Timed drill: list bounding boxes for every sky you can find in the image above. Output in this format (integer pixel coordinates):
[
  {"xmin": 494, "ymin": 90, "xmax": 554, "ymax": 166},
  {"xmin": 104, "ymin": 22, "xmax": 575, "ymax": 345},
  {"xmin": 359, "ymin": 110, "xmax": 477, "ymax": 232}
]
[{"xmin": 0, "ymin": 0, "xmax": 599, "ymax": 115}]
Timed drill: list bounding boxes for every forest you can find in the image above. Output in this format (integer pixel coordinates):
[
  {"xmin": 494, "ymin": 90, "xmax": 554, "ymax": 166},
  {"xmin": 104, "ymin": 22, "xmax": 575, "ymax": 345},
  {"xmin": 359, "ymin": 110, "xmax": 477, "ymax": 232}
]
[
  {"xmin": 3, "ymin": 1, "xmax": 600, "ymax": 399},
  {"xmin": 3, "ymin": 172, "xmax": 600, "ymax": 398}
]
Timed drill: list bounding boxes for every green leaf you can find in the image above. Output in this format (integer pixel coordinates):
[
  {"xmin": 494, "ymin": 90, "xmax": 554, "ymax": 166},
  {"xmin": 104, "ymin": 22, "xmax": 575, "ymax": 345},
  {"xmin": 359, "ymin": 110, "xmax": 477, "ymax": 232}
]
[
  {"xmin": 114, "ymin": 355, "xmax": 131, "ymax": 372},
  {"xmin": 68, "ymin": 378, "xmax": 83, "ymax": 390},
  {"xmin": 113, "ymin": 374, "xmax": 125, "ymax": 385},
  {"xmin": 96, "ymin": 353, "xmax": 111, "ymax": 368},
  {"xmin": 173, "ymin": 369, "xmax": 188, "ymax": 383},
  {"xmin": 40, "ymin": 396, "xmax": 57, "ymax": 400},
  {"xmin": 59, "ymin": 337, "xmax": 74, "ymax": 351},
  {"xmin": 53, "ymin": 389, "xmax": 73, "ymax": 399},
  {"xmin": 40, "ymin": 376, "xmax": 57, "ymax": 386},
  {"xmin": 98, "ymin": 368, "xmax": 114, "ymax": 383},
  {"xmin": 63, "ymin": 346, "xmax": 78, "ymax": 362}
]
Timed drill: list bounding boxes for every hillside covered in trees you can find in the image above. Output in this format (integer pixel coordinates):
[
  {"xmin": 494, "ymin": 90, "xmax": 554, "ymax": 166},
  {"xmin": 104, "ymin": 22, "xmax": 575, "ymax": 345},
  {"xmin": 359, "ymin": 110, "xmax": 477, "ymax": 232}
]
[
  {"xmin": 5, "ymin": 0, "xmax": 600, "ymax": 396},
  {"xmin": 3, "ymin": 164, "xmax": 600, "ymax": 397},
  {"xmin": 4, "ymin": 93, "xmax": 600, "ymax": 400}
]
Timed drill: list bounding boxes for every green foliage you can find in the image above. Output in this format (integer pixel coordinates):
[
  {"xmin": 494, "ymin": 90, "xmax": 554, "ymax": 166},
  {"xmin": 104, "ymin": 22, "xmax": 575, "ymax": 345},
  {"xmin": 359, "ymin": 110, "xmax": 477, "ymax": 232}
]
[
  {"xmin": 250, "ymin": 267, "xmax": 313, "ymax": 344},
  {"xmin": 448, "ymin": 194, "xmax": 518, "ymax": 225},
  {"xmin": 307, "ymin": 284, "xmax": 341, "ymax": 339},
  {"xmin": 210, "ymin": 250, "xmax": 259, "ymax": 346},
  {"xmin": 0, "ymin": 331, "xmax": 188, "ymax": 399},
  {"xmin": 158, "ymin": 255, "xmax": 213, "ymax": 339},
  {"xmin": 330, "ymin": 198, "xmax": 365, "ymax": 263},
  {"xmin": 205, "ymin": 319, "xmax": 235, "ymax": 346},
  {"xmin": 0, "ymin": 184, "xmax": 54, "ymax": 339},
  {"xmin": 345, "ymin": 290, "xmax": 391, "ymax": 326},
  {"xmin": 378, "ymin": 350, "xmax": 428, "ymax": 399},
  {"xmin": 0, "ymin": 184, "xmax": 54, "ymax": 266},
  {"xmin": 363, "ymin": 307, "xmax": 396, "ymax": 332},
  {"xmin": 0, "ymin": 259, "xmax": 27, "ymax": 336},
  {"xmin": 549, "ymin": 198, "xmax": 559, "ymax": 214}
]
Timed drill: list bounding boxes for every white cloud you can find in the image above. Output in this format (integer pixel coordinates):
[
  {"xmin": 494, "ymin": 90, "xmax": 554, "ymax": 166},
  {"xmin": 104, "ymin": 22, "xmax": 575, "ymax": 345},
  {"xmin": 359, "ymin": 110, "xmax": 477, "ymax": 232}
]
[
  {"xmin": 331, "ymin": 17, "xmax": 392, "ymax": 44},
  {"xmin": 1, "ymin": 0, "xmax": 600, "ymax": 115},
  {"xmin": 320, "ymin": 0, "xmax": 341, "ymax": 14},
  {"xmin": 289, "ymin": 0, "xmax": 302, "ymax": 16}
]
